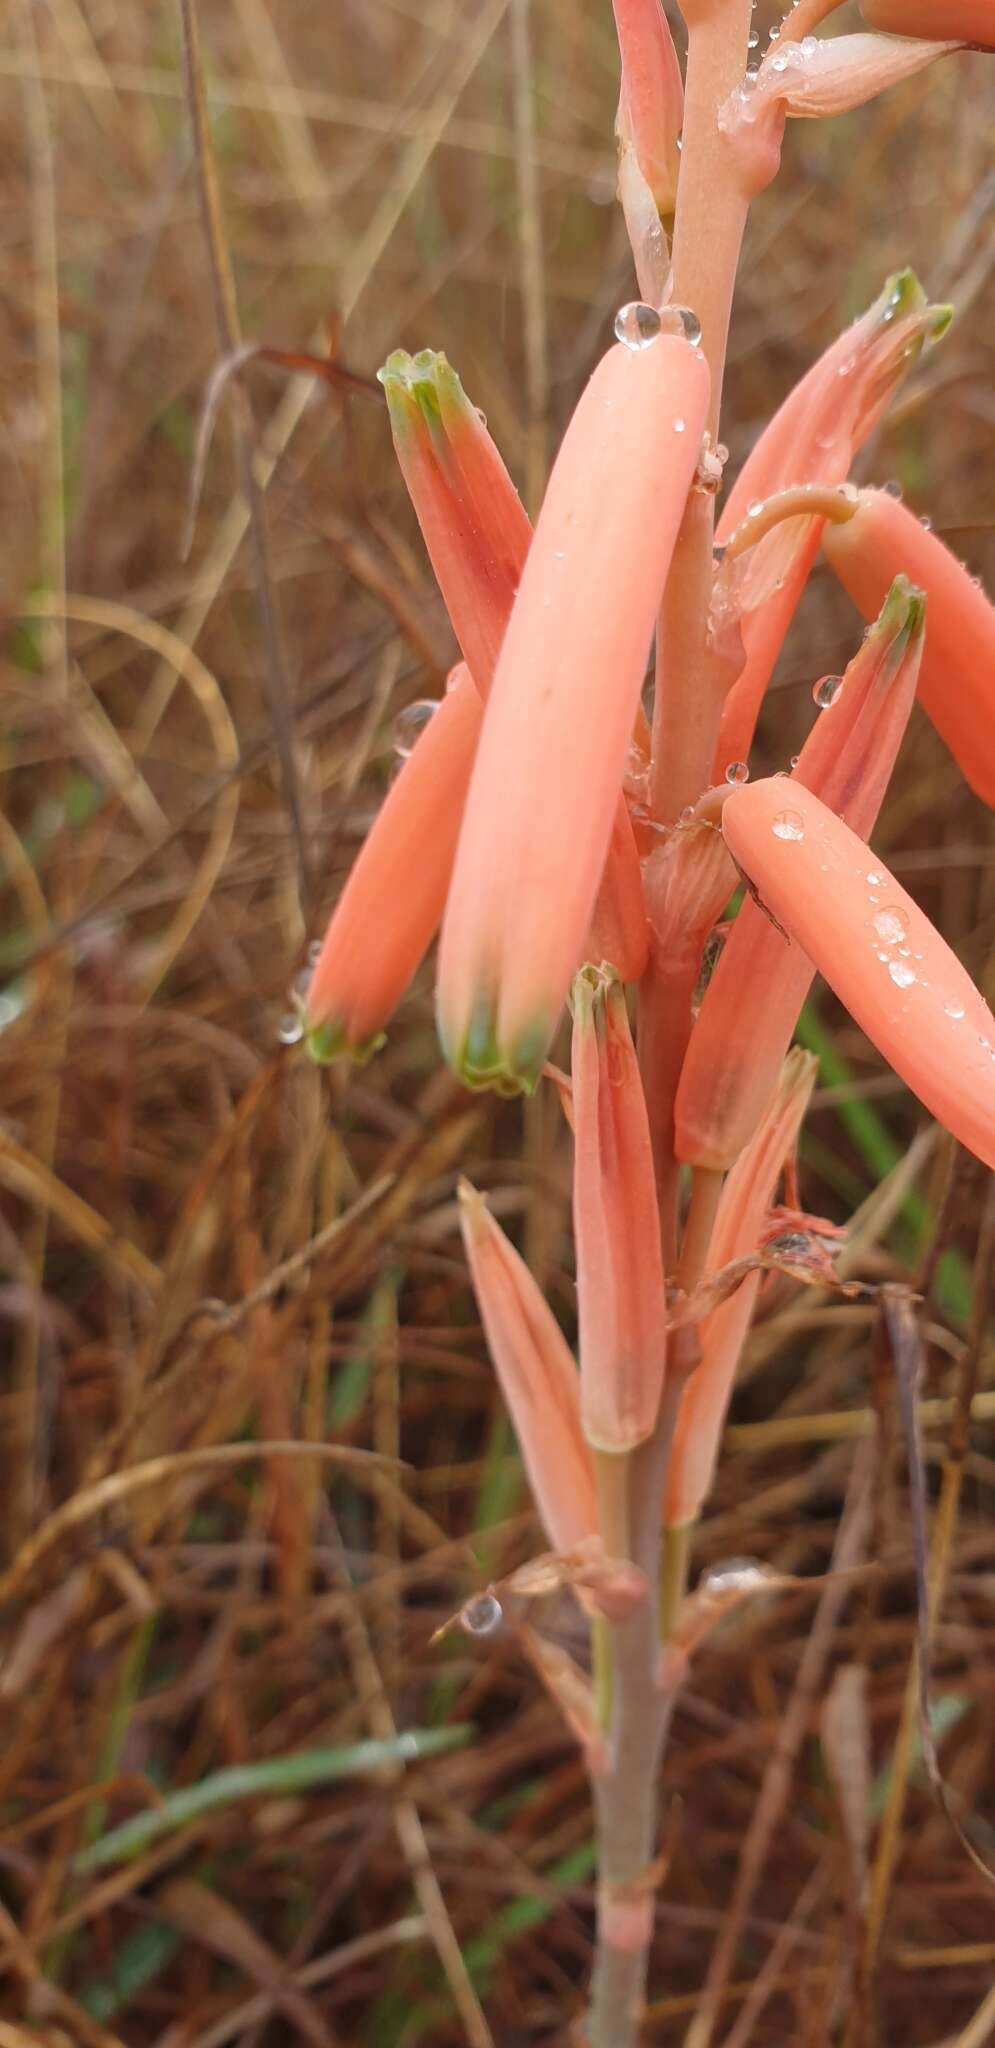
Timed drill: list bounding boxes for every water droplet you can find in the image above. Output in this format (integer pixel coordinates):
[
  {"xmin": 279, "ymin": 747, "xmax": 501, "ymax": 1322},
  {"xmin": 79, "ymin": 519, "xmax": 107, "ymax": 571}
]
[
  {"xmin": 873, "ymin": 906, "xmax": 908, "ymax": 945},
  {"xmin": 800, "ymin": 33, "xmax": 818, "ymax": 55},
  {"xmin": 888, "ymin": 960, "xmax": 916, "ymax": 989},
  {"xmin": 394, "ymin": 699, "xmax": 437, "ymax": 757},
  {"xmin": 883, "ymin": 479, "xmax": 904, "ymax": 500},
  {"xmin": 673, "ymin": 416, "xmax": 686, "ymax": 434},
  {"xmin": 772, "ymin": 810, "xmax": 805, "ymax": 841},
  {"xmin": 789, "ymin": 754, "xmax": 800, "ymax": 770},
  {"xmin": 657, "ymin": 305, "xmax": 703, "ymax": 346},
  {"xmin": 747, "ymin": 28, "xmax": 759, "ymax": 46},
  {"xmin": 307, "ymin": 939, "xmax": 323, "ymax": 967},
  {"xmin": 462, "ymin": 1593, "xmax": 503, "ymax": 1637},
  {"xmin": 867, "ymin": 870, "xmax": 885, "ymax": 887},
  {"xmin": 837, "ymin": 356, "xmax": 855, "ymax": 379},
  {"xmin": 679, "ymin": 804, "xmax": 696, "ymax": 825},
  {"xmin": 813, "ymin": 674, "xmax": 842, "ymax": 710},
  {"xmin": 748, "ymin": 499, "xmax": 764, "ymax": 518},
  {"xmin": 920, "ymin": 515, "xmax": 933, "ymax": 532},
  {"xmin": 291, "ymin": 965, "xmax": 313, "ymax": 1002},
  {"xmin": 944, "ymin": 997, "xmax": 966, "ymax": 1020},
  {"xmin": 278, "ymin": 1012, "xmax": 304, "ymax": 1045},
  {"xmin": 725, "ymin": 761, "xmax": 749, "ymax": 785},
  {"xmin": 614, "ymin": 301, "xmax": 661, "ymax": 350},
  {"xmin": 701, "ymin": 1557, "xmax": 768, "ymax": 1599}
]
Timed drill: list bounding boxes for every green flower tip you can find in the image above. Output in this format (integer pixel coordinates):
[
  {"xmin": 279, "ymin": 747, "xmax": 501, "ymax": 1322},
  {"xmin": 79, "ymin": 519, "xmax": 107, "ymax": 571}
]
[
  {"xmin": 303, "ymin": 1016, "xmax": 386, "ymax": 1068},
  {"xmin": 442, "ymin": 996, "xmax": 550, "ymax": 1098},
  {"xmin": 878, "ymin": 573, "xmax": 927, "ymax": 639},
  {"xmin": 378, "ymin": 348, "xmax": 472, "ymax": 439}
]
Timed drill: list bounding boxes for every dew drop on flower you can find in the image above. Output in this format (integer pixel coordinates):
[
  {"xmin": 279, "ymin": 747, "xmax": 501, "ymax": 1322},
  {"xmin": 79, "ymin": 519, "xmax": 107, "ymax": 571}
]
[
  {"xmin": 614, "ymin": 301, "xmax": 661, "ymax": 349},
  {"xmin": 747, "ymin": 28, "xmax": 759, "ymax": 46},
  {"xmin": 462, "ymin": 1593, "xmax": 503, "ymax": 1637},
  {"xmin": 920, "ymin": 515, "xmax": 933, "ymax": 532},
  {"xmin": 772, "ymin": 810, "xmax": 805, "ymax": 841},
  {"xmin": 673, "ymin": 416, "xmax": 686, "ymax": 434},
  {"xmin": 291, "ymin": 965, "xmax": 313, "ymax": 1003},
  {"xmin": 888, "ymin": 960, "xmax": 916, "ymax": 989},
  {"xmin": 748, "ymin": 499, "xmax": 764, "ymax": 518},
  {"xmin": 725, "ymin": 761, "xmax": 749, "ymax": 785},
  {"xmin": 813, "ymin": 674, "xmax": 842, "ymax": 710},
  {"xmin": 872, "ymin": 907, "xmax": 908, "ymax": 946},
  {"xmin": 945, "ymin": 997, "xmax": 966, "ymax": 1020},
  {"xmin": 278, "ymin": 1012, "xmax": 304, "ymax": 1045},
  {"xmin": 883, "ymin": 479, "xmax": 904, "ymax": 500},
  {"xmin": 657, "ymin": 305, "xmax": 703, "ymax": 346},
  {"xmin": 789, "ymin": 754, "xmax": 800, "ymax": 770},
  {"xmin": 394, "ymin": 700, "xmax": 437, "ymax": 757},
  {"xmin": 867, "ymin": 870, "xmax": 884, "ymax": 887}
]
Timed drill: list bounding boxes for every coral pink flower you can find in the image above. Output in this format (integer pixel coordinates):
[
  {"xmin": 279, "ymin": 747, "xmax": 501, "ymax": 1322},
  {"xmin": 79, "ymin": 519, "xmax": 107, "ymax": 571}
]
[
  {"xmin": 665, "ymin": 1050, "xmax": 816, "ymax": 1529},
  {"xmin": 721, "ymin": 779, "xmax": 995, "ymax": 1171},
  {"xmin": 572, "ymin": 968, "xmax": 667, "ymax": 1452},
  {"xmin": 823, "ymin": 487, "xmax": 995, "ymax": 807},
  {"xmin": 305, "ymin": 668, "xmax": 482, "ymax": 1060},
  {"xmin": 860, "ymin": 0, "xmax": 994, "ymax": 42},
  {"xmin": 380, "ymin": 349, "xmax": 532, "ymax": 692},
  {"xmin": 585, "ymin": 800, "xmax": 650, "ymax": 986},
  {"xmin": 438, "ymin": 334, "xmax": 709, "ymax": 1094},
  {"xmin": 677, "ymin": 579, "xmax": 924, "ymax": 1170},
  {"xmin": 458, "ymin": 1181, "xmax": 596, "ymax": 1552},
  {"xmin": 713, "ymin": 271, "xmax": 949, "ymax": 774},
  {"xmin": 612, "ymin": 0, "xmax": 684, "ymax": 216}
]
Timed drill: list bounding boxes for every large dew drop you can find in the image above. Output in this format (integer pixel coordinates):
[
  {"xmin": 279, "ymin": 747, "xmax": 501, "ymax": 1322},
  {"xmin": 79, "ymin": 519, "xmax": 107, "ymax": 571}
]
[
  {"xmin": 725, "ymin": 761, "xmax": 749, "ymax": 786},
  {"xmin": 462, "ymin": 1592, "xmax": 504, "ymax": 1638},
  {"xmin": 813, "ymin": 674, "xmax": 842, "ymax": 710},
  {"xmin": 944, "ymin": 997, "xmax": 966, "ymax": 1020},
  {"xmin": 872, "ymin": 907, "xmax": 908, "ymax": 946},
  {"xmin": 659, "ymin": 305, "xmax": 703, "ymax": 346},
  {"xmin": 614, "ymin": 301, "xmax": 662, "ymax": 350},
  {"xmin": 394, "ymin": 700, "xmax": 437, "ymax": 757},
  {"xmin": 772, "ymin": 809, "xmax": 805, "ymax": 841},
  {"xmin": 888, "ymin": 960, "xmax": 917, "ymax": 989}
]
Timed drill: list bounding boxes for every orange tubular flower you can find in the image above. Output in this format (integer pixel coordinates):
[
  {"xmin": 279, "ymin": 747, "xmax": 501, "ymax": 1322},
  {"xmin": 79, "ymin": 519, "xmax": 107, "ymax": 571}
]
[
  {"xmin": 823, "ymin": 487, "xmax": 995, "ymax": 808},
  {"xmin": 305, "ymin": 668, "xmax": 482, "ymax": 1060},
  {"xmin": 665, "ymin": 1050, "xmax": 817, "ymax": 1530},
  {"xmin": 711, "ymin": 270, "xmax": 950, "ymax": 775},
  {"xmin": 860, "ymin": 0, "xmax": 995, "ymax": 41},
  {"xmin": 677, "ymin": 579, "xmax": 924, "ymax": 1171},
  {"xmin": 721, "ymin": 779, "xmax": 995, "ymax": 1172},
  {"xmin": 380, "ymin": 349, "xmax": 532, "ymax": 693},
  {"xmin": 438, "ymin": 334, "xmax": 710, "ymax": 1094},
  {"xmin": 458, "ymin": 1182, "xmax": 597, "ymax": 1552},
  {"xmin": 572, "ymin": 968, "xmax": 667, "ymax": 1453}
]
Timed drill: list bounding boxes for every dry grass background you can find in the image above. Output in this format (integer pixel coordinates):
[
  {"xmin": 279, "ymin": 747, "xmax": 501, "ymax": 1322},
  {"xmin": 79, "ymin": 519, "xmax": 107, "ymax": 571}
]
[{"xmin": 2, "ymin": 1, "xmax": 995, "ymax": 2042}]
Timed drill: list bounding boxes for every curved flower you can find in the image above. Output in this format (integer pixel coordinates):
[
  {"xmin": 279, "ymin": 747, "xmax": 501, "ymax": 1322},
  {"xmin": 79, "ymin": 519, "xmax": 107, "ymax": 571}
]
[
  {"xmin": 380, "ymin": 348, "xmax": 532, "ymax": 692},
  {"xmin": 823, "ymin": 486, "xmax": 995, "ymax": 807},
  {"xmin": 438, "ymin": 333, "xmax": 709, "ymax": 1094},
  {"xmin": 678, "ymin": 579, "xmax": 924, "ymax": 1170},
  {"xmin": 458, "ymin": 1181, "xmax": 596, "ymax": 1551},
  {"xmin": 720, "ymin": 778, "xmax": 995, "ymax": 1172},
  {"xmin": 712, "ymin": 270, "xmax": 950, "ymax": 774},
  {"xmin": 612, "ymin": 0, "xmax": 684, "ymax": 217},
  {"xmin": 572, "ymin": 968, "xmax": 667, "ymax": 1452},
  {"xmin": 305, "ymin": 668, "xmax": 482, "ymax": 1060},
  {"xmin": 665, "ymin": 1050, "xmax": 816, "ymax": 1529}
]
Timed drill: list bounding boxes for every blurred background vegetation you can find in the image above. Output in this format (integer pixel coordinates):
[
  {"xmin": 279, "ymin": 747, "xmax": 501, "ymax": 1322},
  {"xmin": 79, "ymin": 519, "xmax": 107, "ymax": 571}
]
[{"xmin": 1, "ymin": 2, "xmax": 995, "ymax": 2041}]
